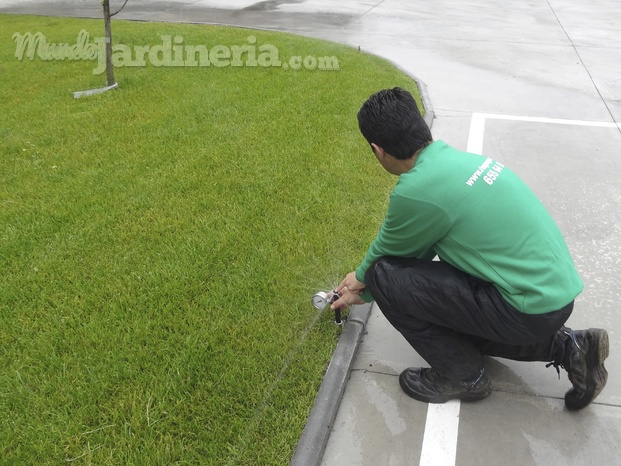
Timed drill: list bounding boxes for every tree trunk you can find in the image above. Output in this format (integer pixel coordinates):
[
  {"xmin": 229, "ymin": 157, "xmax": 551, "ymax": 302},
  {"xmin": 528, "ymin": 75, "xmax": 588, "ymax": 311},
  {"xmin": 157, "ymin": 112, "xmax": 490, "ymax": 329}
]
[{"xmin": 102, "ymin": 0, "xmax": 115, "ymax": 86}]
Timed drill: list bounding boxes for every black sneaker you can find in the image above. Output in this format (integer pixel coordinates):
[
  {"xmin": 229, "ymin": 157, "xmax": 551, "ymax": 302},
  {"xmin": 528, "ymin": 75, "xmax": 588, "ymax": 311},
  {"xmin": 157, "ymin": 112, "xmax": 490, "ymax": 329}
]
[
  {"xmin": 399, "ymin": 367, "xmax": 492, "ymax": 403},
  {"xmin": 563, "ymin": 328, "xmax": 609, "ymax": 410}
]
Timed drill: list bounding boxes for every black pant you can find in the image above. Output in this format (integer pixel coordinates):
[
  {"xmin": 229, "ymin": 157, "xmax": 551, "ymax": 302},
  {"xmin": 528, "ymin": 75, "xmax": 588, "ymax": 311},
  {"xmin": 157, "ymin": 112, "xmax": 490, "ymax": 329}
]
[{"xmin": 365, "ymin": 257, "xmax": 574, "ymax": 382}]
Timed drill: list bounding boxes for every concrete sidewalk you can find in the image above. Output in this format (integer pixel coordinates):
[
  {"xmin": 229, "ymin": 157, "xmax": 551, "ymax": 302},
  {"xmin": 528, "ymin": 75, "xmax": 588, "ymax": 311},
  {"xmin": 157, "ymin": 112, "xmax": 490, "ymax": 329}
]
[{"xmin": 3, "ymin": 1, "xmax": 620, "ymax": 464}]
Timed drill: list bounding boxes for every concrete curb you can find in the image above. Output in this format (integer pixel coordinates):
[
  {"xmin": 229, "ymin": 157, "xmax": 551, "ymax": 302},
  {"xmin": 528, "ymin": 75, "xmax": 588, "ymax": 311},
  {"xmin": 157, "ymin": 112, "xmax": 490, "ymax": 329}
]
[
  {"xmin": 376, "ymin": 53, "xmax": 436, "ymax": 129},
  {"xmin": 290, "ymin": 302, "xmax": 373, "ymax": 466},
  {"xmin": 290, "ymin": 65, "xmax": 434, "ymax": 466}
]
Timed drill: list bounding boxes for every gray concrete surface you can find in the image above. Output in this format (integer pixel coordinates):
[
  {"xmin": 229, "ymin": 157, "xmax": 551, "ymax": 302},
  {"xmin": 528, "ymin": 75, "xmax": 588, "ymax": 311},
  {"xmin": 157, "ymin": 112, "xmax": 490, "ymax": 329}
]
[{"xmin": 3, "ymin": 1, "xmax": 620, "ymax": 464}]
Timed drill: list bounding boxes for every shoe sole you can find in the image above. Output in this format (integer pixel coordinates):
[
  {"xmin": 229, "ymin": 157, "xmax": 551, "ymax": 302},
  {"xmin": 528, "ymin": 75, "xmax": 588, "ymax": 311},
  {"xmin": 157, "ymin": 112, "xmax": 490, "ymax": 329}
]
[
  {"xmin": 588, "ymin": 328, "xmax": 609, "ymax": 401},
  {"xmin": 566, "ymin": 328, "xmax": 609, "ymax": 410}
]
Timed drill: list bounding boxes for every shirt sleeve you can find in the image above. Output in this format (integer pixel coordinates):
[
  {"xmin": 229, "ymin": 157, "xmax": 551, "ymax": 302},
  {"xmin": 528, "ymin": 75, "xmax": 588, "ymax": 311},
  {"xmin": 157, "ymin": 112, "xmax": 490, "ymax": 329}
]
[{"xmin": 355, "ymin": 190, "xmax": 452, "ymax": 302}]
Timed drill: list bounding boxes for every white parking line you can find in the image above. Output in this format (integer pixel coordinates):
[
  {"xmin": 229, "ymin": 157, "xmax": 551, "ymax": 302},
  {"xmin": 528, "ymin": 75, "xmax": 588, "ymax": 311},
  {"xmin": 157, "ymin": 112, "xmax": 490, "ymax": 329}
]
[
  {"xmin": 419, "ymin": 400, "xmax": 461, "ymax": 466},
  {"xmin": 467, "ymin": 112, "xmax": 619, "ymax": 159},
  {"xmin": 474, "ymin": 113, "xmax": 620, "ymax": 128},
  {"xmin": 467, "ymin": 113, "xmax": 486, "ymax": 154}
]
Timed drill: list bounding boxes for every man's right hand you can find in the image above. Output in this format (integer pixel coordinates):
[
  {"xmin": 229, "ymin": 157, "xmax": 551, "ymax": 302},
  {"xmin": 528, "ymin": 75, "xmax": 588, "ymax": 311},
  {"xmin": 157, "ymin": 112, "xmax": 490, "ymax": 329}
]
[
  {"xmin": 331, "ymin": 288, "xmax": 365, "ymax": 310},
  {"xmin": 330, "ymin": 271, "xmax": 366, "ymax": 310}
]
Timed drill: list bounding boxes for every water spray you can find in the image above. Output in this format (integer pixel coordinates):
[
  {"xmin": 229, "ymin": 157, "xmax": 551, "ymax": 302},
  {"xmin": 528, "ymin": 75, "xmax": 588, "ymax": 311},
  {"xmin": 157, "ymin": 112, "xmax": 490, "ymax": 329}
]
[{"xmin": 311, "ymin": 289, "xmax": 346, "ymax": 325}]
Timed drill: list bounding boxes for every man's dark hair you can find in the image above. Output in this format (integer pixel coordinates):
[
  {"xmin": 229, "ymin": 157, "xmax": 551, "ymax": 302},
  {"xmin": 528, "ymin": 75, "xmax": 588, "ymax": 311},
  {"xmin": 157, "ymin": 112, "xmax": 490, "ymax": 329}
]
[{"xmin": 357, "ymin": 87, "xmax": 432, "ymax": 160}]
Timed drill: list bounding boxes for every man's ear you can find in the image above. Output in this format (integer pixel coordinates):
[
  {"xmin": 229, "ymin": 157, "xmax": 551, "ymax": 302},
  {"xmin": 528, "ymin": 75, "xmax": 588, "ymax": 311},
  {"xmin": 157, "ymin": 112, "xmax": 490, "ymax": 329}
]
[{"xmin": 371, "ymin": 143, "xmax": 386, "ymax": 159}]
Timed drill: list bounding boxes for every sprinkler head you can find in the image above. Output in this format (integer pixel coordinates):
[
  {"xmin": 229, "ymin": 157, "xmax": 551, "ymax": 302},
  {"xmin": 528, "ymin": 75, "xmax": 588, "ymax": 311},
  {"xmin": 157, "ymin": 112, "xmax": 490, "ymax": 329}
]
[
  {"xmin": 311, "ymin": 291, "xmax": 330, "ymax": 310},
  {"xmin": 311, "ymin": 290, "xmax": 343, "ymax": 325}
]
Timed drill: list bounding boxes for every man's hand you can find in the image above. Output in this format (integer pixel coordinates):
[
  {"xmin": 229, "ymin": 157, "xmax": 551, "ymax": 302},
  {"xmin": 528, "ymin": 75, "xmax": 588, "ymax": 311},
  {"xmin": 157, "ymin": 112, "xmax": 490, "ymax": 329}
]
[
  {"xmin": 331, "ymin": 271, "xmax": 366, "ymax": 310},
  {"xmin": 336, "ymin": 271, "xmax": 365, "ymax": 295},
  {"xmin": 331, "ymin": 288, "xmax": 365, "ymax": 310}
]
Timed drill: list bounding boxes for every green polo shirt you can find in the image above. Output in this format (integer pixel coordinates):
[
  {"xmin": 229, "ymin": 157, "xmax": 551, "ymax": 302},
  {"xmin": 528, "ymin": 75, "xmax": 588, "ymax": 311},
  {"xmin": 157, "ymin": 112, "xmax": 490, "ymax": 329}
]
[{"xmin": 356, "ymin": 140, "xmax": 583, "ymax": 314}]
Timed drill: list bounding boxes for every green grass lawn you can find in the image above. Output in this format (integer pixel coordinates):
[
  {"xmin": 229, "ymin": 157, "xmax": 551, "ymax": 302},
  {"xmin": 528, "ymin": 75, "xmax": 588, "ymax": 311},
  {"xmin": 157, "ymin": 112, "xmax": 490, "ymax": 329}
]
[{"xmin": 0, "ymin": 14, "xmax": 425, "ymax": 464}]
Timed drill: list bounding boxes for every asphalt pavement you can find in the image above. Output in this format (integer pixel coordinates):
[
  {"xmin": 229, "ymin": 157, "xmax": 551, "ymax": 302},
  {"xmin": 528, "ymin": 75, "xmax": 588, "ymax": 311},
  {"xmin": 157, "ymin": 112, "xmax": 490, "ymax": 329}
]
[{"xmin": 2, "ymin": 1, "xmax": 620, "ymax": 464}]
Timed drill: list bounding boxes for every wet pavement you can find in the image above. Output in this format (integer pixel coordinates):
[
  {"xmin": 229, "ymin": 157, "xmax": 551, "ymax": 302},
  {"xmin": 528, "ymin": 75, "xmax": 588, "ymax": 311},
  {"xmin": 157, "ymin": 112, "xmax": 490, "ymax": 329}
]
[{"xmin": 2, "ymin": 1, "xmax": 620, "ymax": 464}]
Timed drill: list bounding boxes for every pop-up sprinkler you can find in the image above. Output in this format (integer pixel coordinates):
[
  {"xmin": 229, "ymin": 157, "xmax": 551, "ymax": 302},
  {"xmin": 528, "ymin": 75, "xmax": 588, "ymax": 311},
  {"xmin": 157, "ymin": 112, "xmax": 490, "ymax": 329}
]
[{"xmin": 311, "ymin": 290, "xmax": 345, "ymax": 325}]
